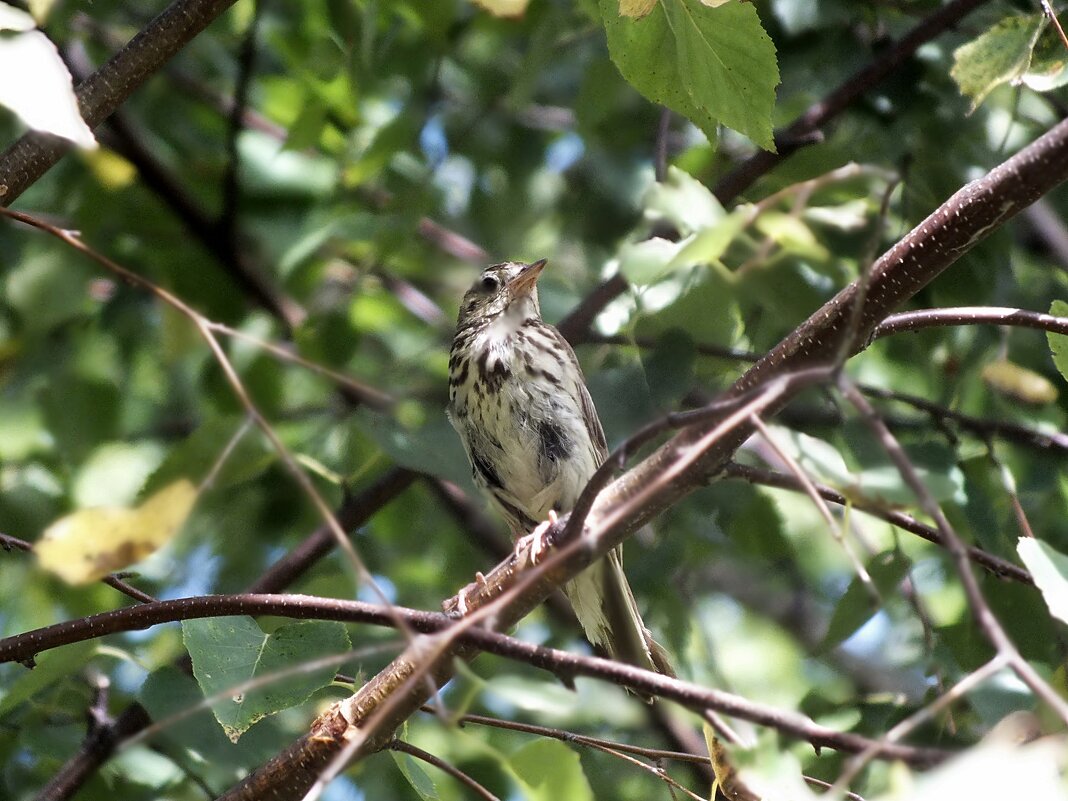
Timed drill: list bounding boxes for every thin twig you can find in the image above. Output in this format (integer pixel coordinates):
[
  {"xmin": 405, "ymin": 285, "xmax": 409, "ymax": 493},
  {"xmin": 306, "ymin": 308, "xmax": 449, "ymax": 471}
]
[
  {"xmin": 0, "ymin": 533, "xmax": 157, "ymax": 607},
  {"xmin": 1042, "ymin": 1, "xmax": 1068, "ymax": 51},
  {"xmin": 838, "ymin": 377, "xmax": 1068, "ymax": 726},
  {"xmin": 833, "ymin": 655, "xmax": 1009, "ymax": 791},
  {"xmin": 723, "ymin": 462, "xmax": 1033, "ymax": 584},
  {"xmin": 387, "ymin": 740, "xmax": 500, "ymax": 801},
  {"xmin": 748, "ymin": 414, "xmax": 875, "ymax": 592}
]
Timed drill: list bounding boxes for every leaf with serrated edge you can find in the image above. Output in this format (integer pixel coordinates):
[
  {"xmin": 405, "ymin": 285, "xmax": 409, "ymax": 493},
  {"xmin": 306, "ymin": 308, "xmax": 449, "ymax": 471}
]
[
  {"xmin": 601, "ymin": 0, "xmax": 777, "ymax": 149},
  {"xmin": 183, "ymin": 617, "xmax": 351, "ymax": 742}
]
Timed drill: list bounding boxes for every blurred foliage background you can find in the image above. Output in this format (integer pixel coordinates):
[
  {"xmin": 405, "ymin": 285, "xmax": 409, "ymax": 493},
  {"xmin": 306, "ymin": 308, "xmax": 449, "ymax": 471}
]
[{"xmin": 1, "ymin": 0, "xmax": 1068, "ymax": 799}]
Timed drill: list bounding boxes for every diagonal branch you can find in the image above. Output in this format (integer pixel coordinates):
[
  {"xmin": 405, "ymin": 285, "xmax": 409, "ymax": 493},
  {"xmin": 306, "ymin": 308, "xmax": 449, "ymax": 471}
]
[{"xmin": 216, "ymin": 115, "xmax": 1068, "ymax": 800}]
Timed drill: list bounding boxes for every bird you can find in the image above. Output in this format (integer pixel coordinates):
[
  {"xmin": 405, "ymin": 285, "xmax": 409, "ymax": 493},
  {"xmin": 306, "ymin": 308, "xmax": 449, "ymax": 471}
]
[{"xmin": 447, "ymin": 258, "xmax": 672, "ymax": 684}]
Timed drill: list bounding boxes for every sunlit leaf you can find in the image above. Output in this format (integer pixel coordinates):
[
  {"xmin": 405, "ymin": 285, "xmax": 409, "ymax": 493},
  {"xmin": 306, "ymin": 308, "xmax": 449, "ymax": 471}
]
[
  {"xmin": 35, "ymin": 479, "xmax": 197, "ymax": 584},
  {"xmin": 644, "ymin": 165, "xmax": 726, "ymax": 235},
  {"xmin": 469, "ymin": 0, "xmax": 530, "ymax": 17},
  {"xmin": 883, "ymin": 740, "xmax": 1066, "ymax": 801},
  {"xmin": 619, "ymin": 0, "xmax": 657, "ymax": 19},
  {"xmin": 951, "ymin": 14, "xmax": 1046, "ymax": 111},
  {"xmin": 1023, "ymin": 26, "xmax": 1068, "ymax": 91},
  {"xmin": 0, "ymin": 6, "xmax": 95, "ymax": 147},
  {"xmin": 1017, "ymin": 538, "xmax": 1068, "ymax": 625},
  {"xmin": 618, "ymin": 236, "xmax": 686, "ymax": 285}
]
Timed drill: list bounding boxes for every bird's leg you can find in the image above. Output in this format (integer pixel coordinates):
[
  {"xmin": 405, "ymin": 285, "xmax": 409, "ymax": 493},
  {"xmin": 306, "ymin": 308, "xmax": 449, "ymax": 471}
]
[
  {"xmin": 452, "ymin": 571, "xmax": 488, "ymax": 616},
  {"xmin": 515, "ymin": 509, "xmax": 558, "ymax": 565}
]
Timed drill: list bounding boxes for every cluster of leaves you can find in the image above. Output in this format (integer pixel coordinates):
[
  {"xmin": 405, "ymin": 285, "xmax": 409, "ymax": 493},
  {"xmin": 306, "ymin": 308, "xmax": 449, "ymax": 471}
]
[{"xmin": 1, "ymin": 0, "xmax": 1067, "ymax": 799}]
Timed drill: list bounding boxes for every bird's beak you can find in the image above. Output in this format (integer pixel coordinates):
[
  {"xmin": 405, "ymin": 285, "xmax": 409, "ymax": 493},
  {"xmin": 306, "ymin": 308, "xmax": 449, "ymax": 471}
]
[{"xmin": 507, "ymin": 258, "xmax": 547, "ymax": 298}]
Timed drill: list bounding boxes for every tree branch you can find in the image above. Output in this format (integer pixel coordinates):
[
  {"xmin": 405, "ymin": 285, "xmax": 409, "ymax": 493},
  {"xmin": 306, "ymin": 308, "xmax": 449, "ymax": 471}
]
[{"xmin": 216, "ymin": 114, "xmax": 1068, "ymax": 799}]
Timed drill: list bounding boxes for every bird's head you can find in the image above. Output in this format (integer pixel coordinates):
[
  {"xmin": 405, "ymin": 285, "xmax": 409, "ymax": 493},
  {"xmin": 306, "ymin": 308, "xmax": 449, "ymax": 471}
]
[{"xmin": 456, "ymin": 259, "xmax": 546, "ymax": 328}]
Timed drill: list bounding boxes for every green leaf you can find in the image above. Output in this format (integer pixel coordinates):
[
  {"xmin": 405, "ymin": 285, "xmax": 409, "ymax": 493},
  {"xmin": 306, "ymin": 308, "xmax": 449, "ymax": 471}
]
[
  {"xmin": 390, "ymin": 750, "xmax": 440, "ymax": 800},
  {"xmin": 4, "ymin": 251, "xmax": 92, "ymax": 334},
  {"xmin": 1017, "ymin": 538, "xmax": 1068, "ymax": 626},
  {"xmin": 1023, "ymin": 26, "xmax": 1068, "ymax": 91},
  {"xmin": 71, "ymin": 441, "xmax": 166, "ymax": 508},
  {"xmin": 183, "ymin": 617, "xmax": 350, "ymax": 742},
  {"xmin": 142, "ymin": 416, "xmax": 274, "ymax": 497},
  {"xmin": 618, "ymin": 237, "xmax": 686, "ymax": 285},
  {"xmin": 359, "ymin": 409, "xmax": 470, "ymax": 482},
  {"xmin": 821, "ymin": 550, "xmax": 912, "ymax": 650},
  {"xmin": 1047, "ymin": 300, "xmax": 1068, "ymax": 384},
  {"xmin": 670, "ymin": 207, "xmax": 749, "ymax": 266},
  {"xmin": 753, "ymin": 211, "xmax": 827, "ymax": 260},
  {"xmin": 636, "ymin": 268, "xmax": 743, "ymax": 349},
  {"xmin": 640, "ymin": 328, "xmax": 696, "ymax": 408},
  {"xmin": 951, "ymin": 14, "xmax": 1046, "ymax": 111},
  {"xmin": 510, "ymin": 739, "xmax": 594, "ymax": 801},
  {"xmin": 40, "ymin": 376, "xmax": 121, "ymax": 463},
  {"xmin": 0, "ymin": 642, "xmax": 94, "ymax": 716},
  {"xmin": 644, "ymin": 165, "xmax": 726, "ymax": 235},
  {"xmin": 600, "ymin": 0, "xmax": 778, "ymax": 149}
]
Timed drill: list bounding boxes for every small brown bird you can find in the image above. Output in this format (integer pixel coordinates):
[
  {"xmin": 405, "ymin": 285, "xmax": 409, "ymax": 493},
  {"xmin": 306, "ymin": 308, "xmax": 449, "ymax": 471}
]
[{"xmin": 447, "ymin": 259, "xmax": 671, "ymax": 680}]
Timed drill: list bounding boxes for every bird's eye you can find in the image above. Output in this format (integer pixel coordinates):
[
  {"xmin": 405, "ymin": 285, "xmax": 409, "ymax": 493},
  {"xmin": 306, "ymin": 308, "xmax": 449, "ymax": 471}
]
[{"xmin": 479, "ymin": 275, "xmax": 499, "ymax": 293}]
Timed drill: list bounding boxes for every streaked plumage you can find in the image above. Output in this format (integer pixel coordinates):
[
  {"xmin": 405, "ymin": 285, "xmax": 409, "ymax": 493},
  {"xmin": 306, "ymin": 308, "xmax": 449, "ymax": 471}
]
[{"xmin": 447, "ymin": 260, "xmax": 671, "ymax": 683}]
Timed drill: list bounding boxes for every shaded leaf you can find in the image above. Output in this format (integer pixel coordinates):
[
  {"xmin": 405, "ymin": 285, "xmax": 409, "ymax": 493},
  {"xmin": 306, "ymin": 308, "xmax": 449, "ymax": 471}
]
[
  {"xmin": 390, "ymin": 751, "xmax": 440, "ymax": 800},
  {"xmin": 821, "ymin": 550, "xmax": 912, "ymax": 650},
  {"xmin": 0, "ymin": 642, "xmax": 94, "ymax": 712},
  {"xmin": 1047, "ymin": 300, "xmax": 1068, "ymax": 384},
  {"xmin": 183, "ymin": 617, "xmax": 350, "ymax": 742},
  {"xmin": 981, "ymin": 359, "xmax": 1058, "ymax": 406},
  {"xmin": 143, "ymin": 417, "xmax": 273, "ymax": 497}
]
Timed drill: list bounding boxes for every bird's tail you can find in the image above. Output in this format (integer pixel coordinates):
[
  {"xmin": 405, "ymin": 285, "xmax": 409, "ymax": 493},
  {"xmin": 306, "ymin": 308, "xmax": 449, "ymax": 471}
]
[{"xmin": 562, "ymin": 546, "xmax": 674, "ymax": 699}]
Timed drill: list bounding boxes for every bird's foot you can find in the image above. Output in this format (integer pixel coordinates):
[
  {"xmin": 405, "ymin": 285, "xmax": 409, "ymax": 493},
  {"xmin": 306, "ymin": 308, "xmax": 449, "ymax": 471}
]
[
  {"xmin": 516, "ymin": 510, "xmax": 558, "ymax": 565},
  {"xmin": 450, "ymin": 571, "xmax": 487, "ymax": 617}
]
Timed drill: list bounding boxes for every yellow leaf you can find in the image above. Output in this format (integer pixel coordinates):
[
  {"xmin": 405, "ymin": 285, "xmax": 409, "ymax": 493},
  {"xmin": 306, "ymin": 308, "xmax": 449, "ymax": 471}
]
[
  {"xmin": 469, "ymin": 0, "xmax": 529, "ymax": 17},
  {"xmin": 697, "ymin": 0, "xmax": 735, "ymax": 7},
  {"xmin": 36, "ymin": 479, "xmax": 197, "ymax": 584},
  {"xmin": 981, "ymin": 359, "xmax": 1058, "ymax": 406},
  {"xmin": 619, "ymin": 0, "xmax": 658, "ymax": 19}
]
